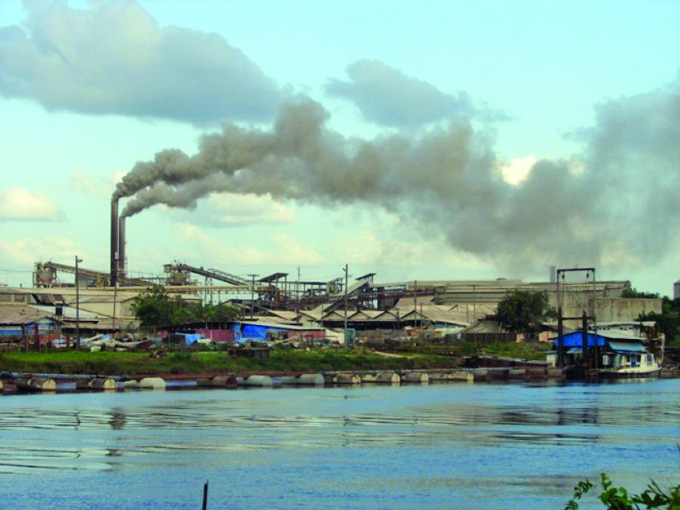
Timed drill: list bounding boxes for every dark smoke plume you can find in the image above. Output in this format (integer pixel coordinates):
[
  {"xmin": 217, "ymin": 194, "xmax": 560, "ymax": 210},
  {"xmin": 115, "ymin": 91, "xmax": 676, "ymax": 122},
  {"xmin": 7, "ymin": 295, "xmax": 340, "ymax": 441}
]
[{"xmin": 115, "ymin": 77, "xmax": 680, "ymax": 271}]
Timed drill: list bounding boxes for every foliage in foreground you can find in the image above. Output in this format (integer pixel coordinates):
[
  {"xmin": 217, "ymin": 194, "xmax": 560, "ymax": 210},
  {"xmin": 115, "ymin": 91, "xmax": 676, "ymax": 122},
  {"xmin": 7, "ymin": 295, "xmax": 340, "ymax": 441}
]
[{"xmin": 566, "ymin": 473, "xmax": 680, "ymax": 510}]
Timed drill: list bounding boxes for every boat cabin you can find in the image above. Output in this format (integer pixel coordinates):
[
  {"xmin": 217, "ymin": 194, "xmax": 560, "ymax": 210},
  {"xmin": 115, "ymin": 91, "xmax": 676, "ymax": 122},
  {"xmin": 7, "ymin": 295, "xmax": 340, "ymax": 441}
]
[{"xmin": 546, "ymin": 329, "xmax": 661, "ymax": 376}]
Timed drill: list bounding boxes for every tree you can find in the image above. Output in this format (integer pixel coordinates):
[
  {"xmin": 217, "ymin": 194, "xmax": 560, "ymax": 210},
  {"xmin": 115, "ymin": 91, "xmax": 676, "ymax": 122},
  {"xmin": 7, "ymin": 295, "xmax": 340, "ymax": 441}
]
[
  {"xmin": 191, "ymin": 302, "xmax": 242, "ymax": 323},
  {"xmin": 639, "ymin": 296, "xmax": 680, "ymax": 346},
  {"xmin": 496, "ymin": 289, "xmax": 556, "ymax": 335},
  {"xmin": 131, "ymin": 285, "xmax": 242, "ymax": 330},
  {"xmin": 621, "ymin": 287, "xmax": 661, "ymax": 299},
  {"xmin": 131, "ymin": 285, "xmax": 179, "ymax": 330}
]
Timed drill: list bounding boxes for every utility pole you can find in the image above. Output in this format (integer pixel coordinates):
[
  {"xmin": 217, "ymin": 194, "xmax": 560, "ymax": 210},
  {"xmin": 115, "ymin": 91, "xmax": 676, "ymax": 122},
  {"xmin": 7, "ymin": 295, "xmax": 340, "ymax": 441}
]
[
  {"xmin": 248, "ymin": 274, "xmax": 258, "ymax": 319},
  {"xmin": 557, "ymin": 306, "xmax": 564, "ymax": 368},
  {"xmin": 343, "ymin": 264, "xmax": 349, "ymax": 346},
  {"xmin": 75, "ymin": 256, "xmax": 83, "ymax": 350},
  {"xmin": 473, "ymin": 284, "xmax": 477, "ymax": 323},
  {"xmin": 414, "ymin": 280, "xmax": 418, "ymax": 317},
  {"xmin": 112, "ymin": 279, "xmax": 118, "ymax": 340}
]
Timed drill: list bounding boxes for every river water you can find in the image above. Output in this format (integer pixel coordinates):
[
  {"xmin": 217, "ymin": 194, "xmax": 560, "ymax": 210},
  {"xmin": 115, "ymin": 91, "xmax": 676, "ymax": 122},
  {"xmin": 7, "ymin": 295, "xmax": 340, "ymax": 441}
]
[{"xmin": 1, "ymin": 378, "xmax": 678, "ymax": 509}]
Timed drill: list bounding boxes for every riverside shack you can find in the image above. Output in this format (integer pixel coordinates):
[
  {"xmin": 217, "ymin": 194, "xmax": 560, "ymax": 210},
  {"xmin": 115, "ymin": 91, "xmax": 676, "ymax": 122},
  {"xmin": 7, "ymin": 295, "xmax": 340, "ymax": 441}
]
[{"xmin": 546, "ymin": 330, "xmax": 662, "ymax": 374}]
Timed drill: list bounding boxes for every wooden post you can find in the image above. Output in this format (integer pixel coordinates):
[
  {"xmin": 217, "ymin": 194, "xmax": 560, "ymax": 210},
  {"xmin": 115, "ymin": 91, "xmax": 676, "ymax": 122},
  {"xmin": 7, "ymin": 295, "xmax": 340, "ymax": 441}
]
[
  {"xmin": 343, "ymin": 264, "xmax": 349, "ymax": 347},
  {"xmin": 75, "ymin": 255, "xmax": 83, "ymax": 349},
  {"xmin": 557, "ymin": 307, "xmax": 563, "ymax": 368},
  {"xmin": 202, "ymin": 481, "xmax": 209, "ymax": 510},
  {"xmin": 582, "ymin": 310, "xmax": 589, "ymax": 377}
]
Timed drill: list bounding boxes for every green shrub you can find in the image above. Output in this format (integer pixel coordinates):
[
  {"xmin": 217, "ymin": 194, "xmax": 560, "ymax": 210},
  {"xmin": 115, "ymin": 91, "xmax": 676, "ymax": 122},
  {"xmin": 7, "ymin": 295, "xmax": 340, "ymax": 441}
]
[
  {"xmin": 457, "ymin": 342, "xmax": 479, "ymax": 356},
  {"xmin": 566, "ymin": 473, "xmax": 680, "ymax": 510}
]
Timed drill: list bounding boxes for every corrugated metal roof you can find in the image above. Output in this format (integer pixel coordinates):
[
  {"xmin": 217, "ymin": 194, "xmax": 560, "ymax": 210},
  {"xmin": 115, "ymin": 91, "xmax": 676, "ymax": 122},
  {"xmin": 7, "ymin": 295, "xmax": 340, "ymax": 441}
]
[
  {"xmin": 593, "ymin": 329, "xmax": 645, "ymax": 341},
  {"xmin": 373, "ymin": 310, "xmax": 399, "ymax": 321},
  {"xmin": 463, "ymin": 320, "xmax": 506, "ymax": 333},
  {"xmin": 249, "ymin": 315, "xmax": 299, "ymax": 326},
  {"xmin": 237, "ymin": 320, "xmax": 323, "ymax": 331},
  {"xmin": 28, "ymin": 304, "xmax": 101, "ymax": 320},
  {"xmin": 349, "ymin": 310, "xmax": 382, "ymax": 320},
  {"xmin": 597, "ymin": 321, "xmax": 655, "ymax": 327},
  {"xmin": 322, "ymin": 311, "xmax": 348, "ymax": 321},
  {"xmin": 267, "ymin": 310, "xmax": 299, "ymax": 321},
  {"xmin": 393, "ymin": 295, "xmax": 435, "ymax": 310},
  {"xmin": 608, "ymin": 341, "xmax": 647, "ymax": 353},
  {"xmin": 298, "ymin": 310, "xmax": 323, "ymax": 320},
  {"xmin": 0, "ymin": 305, "xmax": 56, "ymax": 325},
  {"xmin": 400, "ymin": 305, "xmax": 469, "ymax": 326}
]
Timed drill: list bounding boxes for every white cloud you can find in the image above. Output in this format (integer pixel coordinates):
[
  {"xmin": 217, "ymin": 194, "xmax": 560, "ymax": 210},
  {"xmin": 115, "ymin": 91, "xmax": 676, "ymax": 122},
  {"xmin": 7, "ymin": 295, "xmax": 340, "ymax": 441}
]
[
  {"xmin": 202, "ymin": 193, "xmax": 297, "ymax": 226},
  {"xmin": 332, "ymin": 230, "xmax": 493, "ymax": 270},
  {"xmin": 325, "ymin": 59, "xmax": 474, "ymax": 128},
  {"xmin": 0, "ymin": 235, "xmax": 78, "ymax": 267},
  {"xmin": 498, "ymin": 156, "xmax": 537, "ymax": 185},
  {"xmin": 172, "ymin": 223, "xmax": 324, "ymax": 266},
  {"xmin": 0, "ymin": 187, "xmax": 62, "ymax": 221},
  {"xmin": 269, "ymin": 233, "xmax": 325, "ymax": 265},
  {"xmin": 70, "ymin": 170, "xmax": 126, "ymax": 198},
  {"xmin": 0, "ymin": 1, "xmax": 281, "ymax": 124}
]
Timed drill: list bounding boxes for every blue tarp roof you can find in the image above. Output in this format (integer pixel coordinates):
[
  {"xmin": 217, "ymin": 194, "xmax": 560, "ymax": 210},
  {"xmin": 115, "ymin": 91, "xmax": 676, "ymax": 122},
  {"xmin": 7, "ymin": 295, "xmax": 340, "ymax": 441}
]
[
  {"xmin": 554, "ymin": 332, "xmax": 646, "ymax": 352},
  {"xmin": 233, "ymin": 323, "xmax": 287, "ymax": 342},
  {"xmin": 172, "ymin": 332, "xmax": 205, "ymax": 344},
  {"xmin": 555, "ymin": 332, "xmax": 606, "ymax": 348}
]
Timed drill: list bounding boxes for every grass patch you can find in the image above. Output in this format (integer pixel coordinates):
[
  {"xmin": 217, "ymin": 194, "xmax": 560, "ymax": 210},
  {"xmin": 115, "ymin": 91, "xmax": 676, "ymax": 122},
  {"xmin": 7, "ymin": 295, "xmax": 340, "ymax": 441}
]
[
  {"xmin": 0, "ymin": 342, "xmax": 550, "ymax": 376},
  {"xmin": 0, "ymin": 347, "xmax": 461, "ymax": 376},
  {"xmin": 481, "ymin": 341, "xmax": 551, "ymax": 361}
]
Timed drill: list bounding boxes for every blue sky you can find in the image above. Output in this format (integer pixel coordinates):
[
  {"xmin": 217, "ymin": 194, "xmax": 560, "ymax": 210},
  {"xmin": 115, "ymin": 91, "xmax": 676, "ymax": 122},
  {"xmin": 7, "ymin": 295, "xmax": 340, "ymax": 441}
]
[{"xmin": 1, "ymin": 0, "xmax": 679, "ymax": 294}]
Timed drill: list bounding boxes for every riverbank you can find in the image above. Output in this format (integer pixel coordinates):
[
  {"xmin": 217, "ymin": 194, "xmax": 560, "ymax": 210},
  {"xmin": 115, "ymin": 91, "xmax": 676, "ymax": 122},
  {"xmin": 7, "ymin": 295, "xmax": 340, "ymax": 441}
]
[
  {"xmin": 0, "ymin": 342, "xmax": 552, "ymax": 381},
  {"xmin": 0, "ymin": 348, "xmax": 464, "ymax": 377}
]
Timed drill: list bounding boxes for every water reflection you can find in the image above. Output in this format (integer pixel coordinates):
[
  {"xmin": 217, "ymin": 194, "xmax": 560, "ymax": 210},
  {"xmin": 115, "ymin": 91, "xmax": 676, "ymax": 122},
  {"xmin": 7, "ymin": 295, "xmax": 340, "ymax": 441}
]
[
  {"xmin": 108, "ymin": 408, "xmax": 126, "ymax": 430},
  {"xmin": 0, "ymin": 381, "xmax": 678, "ymax": 490}
]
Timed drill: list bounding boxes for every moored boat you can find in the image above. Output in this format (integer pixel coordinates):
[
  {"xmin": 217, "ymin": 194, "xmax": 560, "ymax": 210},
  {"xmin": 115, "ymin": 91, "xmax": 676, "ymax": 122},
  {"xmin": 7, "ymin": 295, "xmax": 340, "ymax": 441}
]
[{"xmin": 547, "ymin": 329, "xmax": 663, "ymax": 379}]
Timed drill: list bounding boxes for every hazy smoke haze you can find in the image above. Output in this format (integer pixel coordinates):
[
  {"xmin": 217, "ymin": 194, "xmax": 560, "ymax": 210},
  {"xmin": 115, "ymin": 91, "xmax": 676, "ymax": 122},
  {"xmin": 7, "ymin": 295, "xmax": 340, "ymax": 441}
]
[{"xmin": 115, "ymin": 75, "xmax": 680, "ymax": 272}]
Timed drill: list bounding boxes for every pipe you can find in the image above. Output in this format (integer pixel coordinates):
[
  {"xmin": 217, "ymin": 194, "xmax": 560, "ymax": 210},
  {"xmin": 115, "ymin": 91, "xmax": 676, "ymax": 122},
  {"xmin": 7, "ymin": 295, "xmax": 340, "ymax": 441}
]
[
  {"xmin": 118, "ymin": 216, "xmax": 126, "ymax": 279},
  {"xmin": 110, "ymin": 198, "xmax": 119, "ymax": 287}
]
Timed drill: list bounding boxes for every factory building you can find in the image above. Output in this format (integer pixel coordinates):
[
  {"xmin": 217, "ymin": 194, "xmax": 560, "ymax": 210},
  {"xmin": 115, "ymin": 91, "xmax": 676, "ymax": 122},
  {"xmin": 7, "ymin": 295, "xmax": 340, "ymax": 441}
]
[{"xmin": 0, "ymin": 210, "xmax": 664, "ymax": 343}]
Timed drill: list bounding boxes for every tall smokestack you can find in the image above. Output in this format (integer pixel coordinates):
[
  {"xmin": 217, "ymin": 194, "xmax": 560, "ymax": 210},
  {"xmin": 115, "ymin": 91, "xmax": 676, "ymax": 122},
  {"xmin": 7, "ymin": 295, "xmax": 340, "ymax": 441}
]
[
  {"xmin": 118, "ymin": 216, "xmax": 126, "ymax": 280},
  {"xmin": 110, "ymin": 198, "xmax": 119, "ymax": 287}
]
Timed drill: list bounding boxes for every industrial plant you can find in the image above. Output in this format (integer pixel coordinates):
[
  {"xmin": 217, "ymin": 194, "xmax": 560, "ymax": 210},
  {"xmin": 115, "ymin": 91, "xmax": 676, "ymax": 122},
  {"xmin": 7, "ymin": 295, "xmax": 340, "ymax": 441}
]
[{"xmin": 0, "ymin": 191, "xmax": 663, "ymax": 349}]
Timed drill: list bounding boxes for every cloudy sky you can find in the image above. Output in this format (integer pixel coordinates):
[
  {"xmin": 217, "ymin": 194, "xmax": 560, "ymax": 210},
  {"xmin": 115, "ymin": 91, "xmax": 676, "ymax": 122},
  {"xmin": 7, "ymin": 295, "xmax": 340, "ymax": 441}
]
[{"xmin": 1, "ymin": 0, "xmax": 679, "ymax": 294}]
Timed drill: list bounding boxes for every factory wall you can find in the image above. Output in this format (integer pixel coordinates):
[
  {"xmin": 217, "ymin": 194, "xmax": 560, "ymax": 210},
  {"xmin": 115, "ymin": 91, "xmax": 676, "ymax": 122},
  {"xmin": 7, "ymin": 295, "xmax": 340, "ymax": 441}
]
[
  {"xmin": 548, "ymin": 292, "xmax": 661, "ymax": 326},
  {"xmin": 594, "ymin": 298, "xmax": 661, "ymax": 322}
]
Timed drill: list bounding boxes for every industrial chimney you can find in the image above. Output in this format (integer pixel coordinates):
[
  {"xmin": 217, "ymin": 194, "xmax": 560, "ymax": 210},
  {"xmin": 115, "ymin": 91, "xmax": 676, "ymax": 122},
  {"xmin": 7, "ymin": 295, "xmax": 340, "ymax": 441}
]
[
  {"xmin": 110, "ymin": 198, "xmax": 119, "ymax": 287},
  {"xmin": 118, "ymin": 216, "xmax": 126, "ymax": 280}
]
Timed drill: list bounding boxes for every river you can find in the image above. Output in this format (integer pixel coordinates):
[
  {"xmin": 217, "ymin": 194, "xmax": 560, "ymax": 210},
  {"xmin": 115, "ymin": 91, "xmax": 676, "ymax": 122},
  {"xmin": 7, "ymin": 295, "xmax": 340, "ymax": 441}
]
[{"xmin": 1, "ymin": 378, "xmax": 678, "ymax": 509}]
